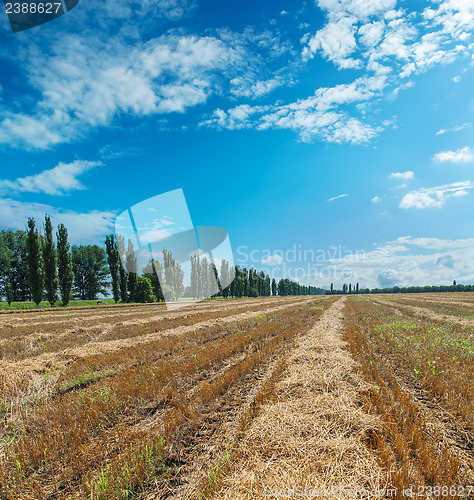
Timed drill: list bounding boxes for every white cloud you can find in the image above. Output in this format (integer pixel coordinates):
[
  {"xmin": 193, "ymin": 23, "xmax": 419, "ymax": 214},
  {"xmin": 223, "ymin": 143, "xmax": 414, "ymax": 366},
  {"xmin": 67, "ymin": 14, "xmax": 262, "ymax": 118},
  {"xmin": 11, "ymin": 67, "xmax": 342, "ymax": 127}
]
[
  {"xmin": 314, "ymin": 235, "xmax": 474, "ymax": 289},
  {"xmin": 261, "ymin": 254, "xmax": 283, "ymax": 266},
  {"xmin": 0, "ymin": 160, "xmax": 101, "ymax": 195},
  {"xmin": 0, "ymin": 35, "xmax": 235, "ymax": 148},
  {"xmin": 304, "ymin": 17, "xmax": 361, "ymax": 69},
  {"xmin": 433, "ymin": 146, "xmax": 474, "ymax": 162},
  {"xmin": 230, "ymin": 76, "xmax": 285, "ymax": 98},
  {"xmin": 358, "ymin": 21, "xmax": 386, "ymax": 47},
  {"xmin": 389, "ymin": 170, "xmax": 414, "ymax": 180},
  {"xmin": 1, "ymin": 0, "xmax": 472, "ymax": 151},
  {"xmin": 399, "ymin": 181, "xmax": 474, "ymax": 209},
  {"xmin": 208, "ymin": 0, "xmax": 474, "ymax": 145},
  {"xmin": 315, "ymin": 0, "xmax": 397, "ymax": 22},
  {"xmin": 328, "ymin": 193, "xmax": 349, "ymax": 201},
  {"xmin": 371, "ymin": 195, "xmax": 382, "ymax": 203},
  {"xmin": 436, "ymin": 123, "xmax": 472, "ymax": 135},
  {"xmin": 207, "ymin": 75, "xmax": 386, "ymax": 143},
  {"xmin": 0, "ymin": 198, "xmax": 116, "ymax": 244},
  {"xmin": 394, "ymin": 236, "xmax": 474, "ymax": 250},
  {"xmin": 134, "ymin": 218, "xmax": 176, "ymax": 245},
  {"xmin": 0, "ymin": 27, "xmax": 290, "ymax": 149}
]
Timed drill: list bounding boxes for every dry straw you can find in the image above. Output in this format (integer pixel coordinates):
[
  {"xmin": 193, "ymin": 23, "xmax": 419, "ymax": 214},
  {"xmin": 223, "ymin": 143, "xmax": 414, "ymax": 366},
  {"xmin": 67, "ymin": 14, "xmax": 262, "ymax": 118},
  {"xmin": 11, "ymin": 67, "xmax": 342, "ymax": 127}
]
[{"xmin": 213, "ymin": 298, "xmax": 388, "ymax": 499}]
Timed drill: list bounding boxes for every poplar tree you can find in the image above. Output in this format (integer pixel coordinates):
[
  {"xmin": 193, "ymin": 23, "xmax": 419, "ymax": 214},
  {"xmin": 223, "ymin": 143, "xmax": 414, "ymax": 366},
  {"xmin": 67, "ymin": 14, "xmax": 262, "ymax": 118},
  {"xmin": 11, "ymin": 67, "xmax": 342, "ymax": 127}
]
[
  {"xmin": 200, "ymin": 257, "xmax": 210, "ymax": 298},
  {"xmin": 116, "ymin": 234, "xmax": 128, "ymax": 302},
  {"xmin": 143, "ymin": 258, "xmax": 165, "ymax": 302},
  {"xmin": 163, "ymin": 248, "xmax": 184, "ymax": 299},
  {"xmin": 190, "ymin": 254, "xmax": 199, "ymax": 298},
  {"xmin": 220, "ymin": 259, "xmax": 230, "ymax": 298},
  {"xmin": 26, "ymin": 218, "xmax": 44, "ymax": 307},
  {"xmin": 126, "ymin": 239, "xmax": 138, "ymax": 303},
  {"xmin": 5, "ymin": 284, "xmax": 13, "ymax": 307},
  {"xmin": 105, "ymin": 234, "xmax": 120, "ymax": 303},
  {"xmin": 56, "ymin": 223, "xmax": 74, "ymax": 306},
  {"xmin": 42, "ymin": 215, "xmax": 58, "ymax": 306}
]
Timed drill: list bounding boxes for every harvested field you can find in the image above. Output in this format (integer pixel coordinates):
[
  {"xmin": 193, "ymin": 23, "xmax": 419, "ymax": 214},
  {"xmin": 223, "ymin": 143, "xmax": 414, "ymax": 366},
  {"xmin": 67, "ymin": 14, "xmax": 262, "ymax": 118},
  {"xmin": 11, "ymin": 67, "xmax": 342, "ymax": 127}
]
[{"xmin": 0, "ymin": 294, "xmax": 473, "ymax": 499}]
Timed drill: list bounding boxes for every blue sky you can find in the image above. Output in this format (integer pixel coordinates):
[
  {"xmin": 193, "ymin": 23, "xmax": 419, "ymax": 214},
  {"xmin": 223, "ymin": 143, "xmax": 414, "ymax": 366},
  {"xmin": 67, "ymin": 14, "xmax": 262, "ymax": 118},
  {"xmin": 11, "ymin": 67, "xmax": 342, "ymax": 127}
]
[{"xmin": 0, "ymin": 0, "xmax": 473, "ymax": 289}]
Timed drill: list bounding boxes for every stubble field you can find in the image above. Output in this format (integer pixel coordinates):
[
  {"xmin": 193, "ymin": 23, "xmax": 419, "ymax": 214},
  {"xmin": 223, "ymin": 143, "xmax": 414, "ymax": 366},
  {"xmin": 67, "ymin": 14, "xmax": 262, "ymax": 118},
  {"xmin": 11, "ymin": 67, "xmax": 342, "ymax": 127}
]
[{"xmin": 0, "ymin": 293, "xmax": 473, "ymax": 499}]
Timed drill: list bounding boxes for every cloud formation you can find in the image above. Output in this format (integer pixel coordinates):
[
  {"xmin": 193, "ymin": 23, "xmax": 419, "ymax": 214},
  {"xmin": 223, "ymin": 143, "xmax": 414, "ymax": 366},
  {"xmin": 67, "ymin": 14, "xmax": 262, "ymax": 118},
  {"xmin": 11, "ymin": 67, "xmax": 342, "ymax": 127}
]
[
  {"xmin": 261, "ymin": 254, "xmax": 284, "ymax": 266},
  {"xmin": 207, "ymin": 75, "xmax": 386, "ymax": 143},
  {"xmin": 399, "ymin": 181, "xmax": 474, "ymax": 209},
  {"xmin": 390, "ymin": 171, "xmax": 414, "ymax": 180},
  {"xmin": 328, "ymin": 193, "xmax": 349, "ymax": 201},
  {"xmin": 0, "ymin": 160, "xmax": 101, "ymax": 195},
  {"xmin": 433, "ymin": 146, "xmax": 474, "ymax": 163},
  {"xmin": 211, "ymin": 0, "xmax": 474, "ymax": 143},
  {"xmin": 314, "ymin": 235, "xmax": 474, "ymax": 289},
  {"xmin": 0, "ymin": 198, "xmax": 116, "ymax": 244}
]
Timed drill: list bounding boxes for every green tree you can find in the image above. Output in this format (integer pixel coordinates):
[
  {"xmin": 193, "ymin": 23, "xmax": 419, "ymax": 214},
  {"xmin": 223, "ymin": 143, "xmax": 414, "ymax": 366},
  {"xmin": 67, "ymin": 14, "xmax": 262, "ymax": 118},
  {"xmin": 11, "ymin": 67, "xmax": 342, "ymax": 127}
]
[
  {"xmin": 116, "ymin": 234, "xmax": 128, "ymax": 302},
  {"xmin": 264, "ymin": 274, "xmax": 271, "ymax": 296},
  {"xmin": 126, "ymin": 239, "xmax": 138, "ymax": 303},
  {"xmin": 190, "ymin": 254, "xmax": 200, "ymax": 299},
  {"xmin": 271, "ymin": 278, "xmax": 277, "ymax": 296},
  {"xmin": 233, "ymin": 266, "xmax": 244, "ymax": 297},
  {"xmin": 135, "ymin": 275, "xmax": 156, "ymax": 303},
  {"xmin": 220, "ymin": 259, "xmax": 231, "ymax": 298},
  {"xmin": 5, "ymin": 284, "xmax": 13, "ymax": 307},
  {"xmin": 42, "ymin": 215, "xmax": 58, "ymax": 306},
  {"xmin": 26, "ymin": 218, "xmax": 44, "ymax": 306},
  {"xmin": 211, "ymin": 263, "xmax": 221, "ymax": 298},
  {"xmin": 71, "ymin": 245, "xmax": 109, "ymax": 300},
  {"xmin": 242, "ymin": 268, "xmax": 249, "ymax": 296},
  {"xmin": 2, "ymin": 231, "xmax": 30, "ymax": 301},
  {"xmin": 105, "ymin": 235, "xmax": 120, "ymax": 303},
  {"xmin": 56, "ymin": 223, "xmax": 74, "ymax": 307},
  {"xmin": 200, "ymin": 257, "xmax": 210, "ymax": 298},
  {"xmin": 163, "ymin": 248, "xmax": 184, "ymax": 299},
  {"xmin": 143, "ymin": 258, "xmax": 165, "ymax": 302}
]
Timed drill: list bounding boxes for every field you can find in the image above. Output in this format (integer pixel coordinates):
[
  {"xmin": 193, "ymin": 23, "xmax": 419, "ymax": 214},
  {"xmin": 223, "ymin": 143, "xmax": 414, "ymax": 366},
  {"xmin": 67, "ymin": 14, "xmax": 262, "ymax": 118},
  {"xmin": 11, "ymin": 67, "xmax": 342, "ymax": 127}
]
[{"xmin": 0, "ymin": 294, "xmax": 473, "ymax": 499}]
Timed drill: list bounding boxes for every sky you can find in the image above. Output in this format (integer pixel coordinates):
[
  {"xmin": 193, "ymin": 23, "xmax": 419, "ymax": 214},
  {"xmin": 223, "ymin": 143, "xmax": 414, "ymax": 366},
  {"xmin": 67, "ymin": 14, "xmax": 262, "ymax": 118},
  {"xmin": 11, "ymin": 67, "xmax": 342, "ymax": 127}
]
[{"xmin": 0, "ymin": 0, "xmax": 473, "ymax": 289}]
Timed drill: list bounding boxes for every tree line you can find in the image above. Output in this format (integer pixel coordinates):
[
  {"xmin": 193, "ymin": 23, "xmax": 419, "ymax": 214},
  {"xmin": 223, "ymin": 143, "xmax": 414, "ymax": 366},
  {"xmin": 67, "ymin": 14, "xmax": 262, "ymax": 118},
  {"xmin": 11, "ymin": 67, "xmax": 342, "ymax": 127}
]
[
  {"xmin": 0, "ymin": 216, "xmax": 325, "ymax": 307},
  {"xmin": 326, "ymin": 281, "xmax": 468, "ymax": 295},
  {"xmin": 0, "ymin": 217, "xmax": 107, "ymax": 306}
]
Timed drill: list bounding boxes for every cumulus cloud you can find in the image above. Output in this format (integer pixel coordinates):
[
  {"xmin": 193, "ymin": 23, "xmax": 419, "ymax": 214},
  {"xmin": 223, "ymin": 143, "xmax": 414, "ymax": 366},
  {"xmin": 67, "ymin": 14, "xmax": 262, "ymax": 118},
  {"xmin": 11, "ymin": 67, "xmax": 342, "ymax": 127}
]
[
  {"xmin": 377, "ymin": 269, "xmax": 397, "ymax": 287},
  {"xmin": 315, "ymin": 235, "xmax": 474, "ymax": 289},
  {"xmin": 395, "ymin": 236, "xmax": 474, "ymax": 250},
  {"xmin": 0, "ymin": 198, "xmax": 116, "ymax": 244},
  {"xmin": 207, "ymin": 75, "xmax": 386, "ymax": 143},
  {"xmin": 209, "ymin": 0, "xmax": 474, "ymax": 146},
  {"xmin": 315, "ymin": 0, "xmax": 397, "ymax": 22},
  {"xmin": 399, "ymin": 181, "xmax": 474, "ymax": 209},
  {"xmin": 0, "ymin": 25, "xmax": 293, "ymax": 149},
  {"xmin": 0, "ymin": 160, "xmax": 101, "ymax": 195},
  {"xmin": 1, "ymin": 0, "xmax": 472, "ymax": 151},
  {"xmin": 371, "ymin": 195, "xmax": 382, "ymax": 203},
  {"xmin": 433, "ymin": 146, "xmax": 474, "ymax": 163},
  {"xmin": 261, "ymin": 254, "xmax": 284, "ymax": 266},
  {"xmin": 304, "ymin": 17, "xmax": 361, "ymax": 69},
  {"xmin": 389, "ymin": 170, "xmax": 414, "ymax": 180},
  {"xmin": 436, "ymin": 254, "xmax": 455, "ymax": 268}
]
